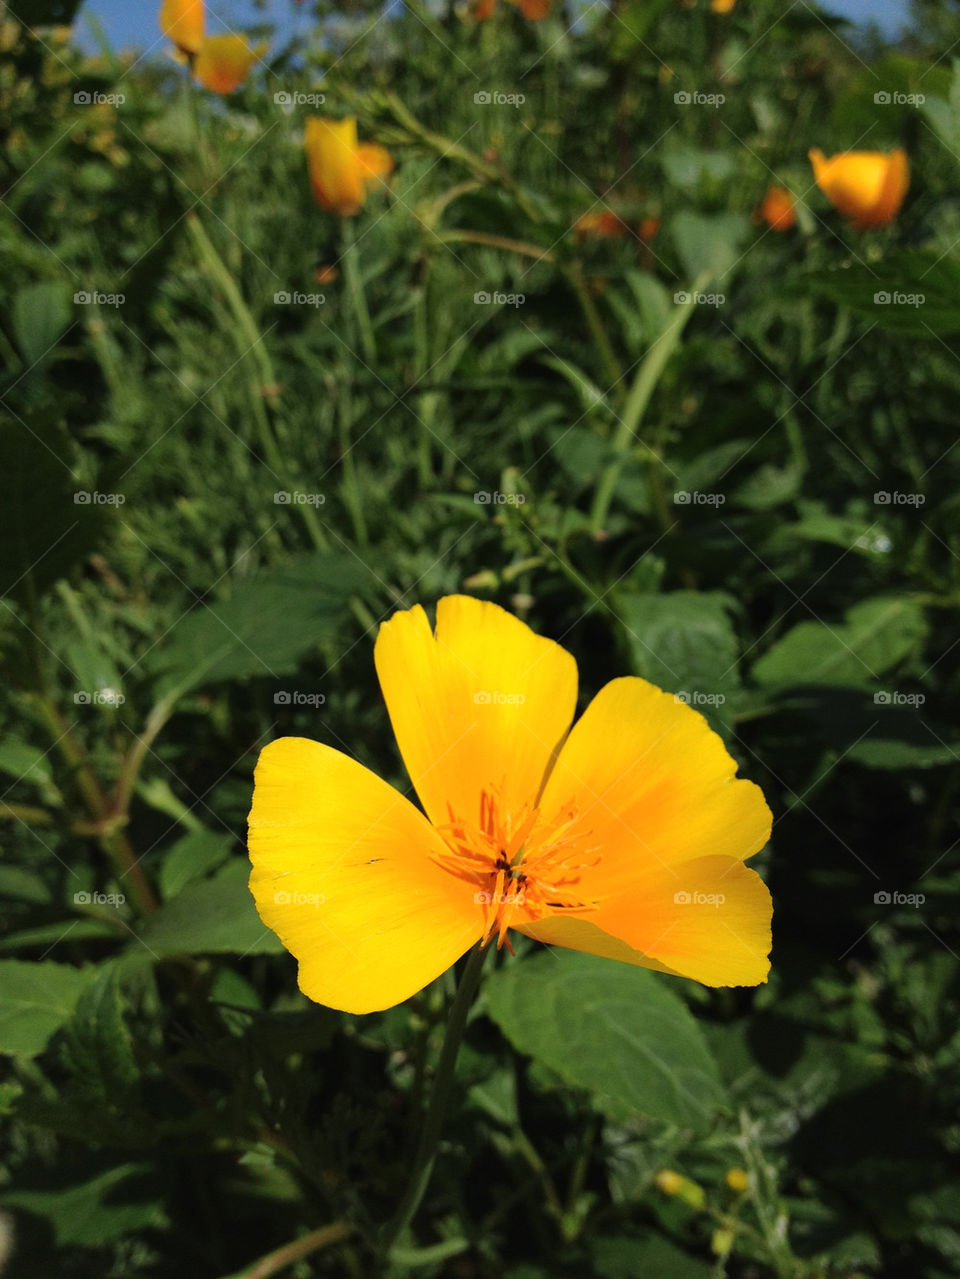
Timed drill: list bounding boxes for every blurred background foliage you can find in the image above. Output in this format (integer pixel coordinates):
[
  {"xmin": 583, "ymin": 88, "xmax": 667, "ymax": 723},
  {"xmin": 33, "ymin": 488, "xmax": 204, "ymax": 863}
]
[{"xmin": 1, "ymin": 0, "xmax": 960, "ymax": 1275}]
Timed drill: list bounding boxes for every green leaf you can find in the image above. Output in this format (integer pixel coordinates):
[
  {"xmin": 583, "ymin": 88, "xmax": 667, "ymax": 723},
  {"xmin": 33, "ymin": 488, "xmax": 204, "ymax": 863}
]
[
  {"xmin": 752, "ymin": 596, "xmax": 928, "ymax": 688},
  {"xmin": 618, "ymin": 590, "xmax": 741, "ymax": 716},
  {"xmin": 0, "ymin": 738, "xmax": 55, "ymax": 788},
  {"xmin": 485, "ymin": 950, "xmax": 727, "ymax": 1132},
  {"xmin": 61, "ymin": 963, "xmax": 138, "ymax": 1100},
  {"xmin": 671, "ymin": 211, "xmax": 751, "ymax": 285},
  {"xmin": 0, "ymin": 1162, "xmax": 165, "ymax": 1247},
  {"xmin": 137, "ymin": 859, "xmax": 283, "ymax": 956},
  {"xmin": 145, "ymin": 550, "xmax": 372, "ymax": 698},
  {"xmin": 158, "ymin": 828, "xmax": 234, "ymax": 900},
  {"xmin": 808, "ymin": 253, "xmax": 960, "ymax": 336},
  {"xmin": 0, "ymin": 959, "xmax": 92, "ymax": 1058},
  {"xmin": 11, "ymin": 283, "xmax": 72, "ymax": 368}
]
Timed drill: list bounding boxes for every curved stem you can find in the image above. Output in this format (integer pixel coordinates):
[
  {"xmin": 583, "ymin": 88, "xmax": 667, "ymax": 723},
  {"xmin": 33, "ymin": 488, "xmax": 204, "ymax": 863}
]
[
  {"xmin": 216, "ymin": 1221, "xmax": 353, "ymax": 1279},
  {"xmin": 381, "ymin": 942, "xmax": 489, "ymax": 1256}
]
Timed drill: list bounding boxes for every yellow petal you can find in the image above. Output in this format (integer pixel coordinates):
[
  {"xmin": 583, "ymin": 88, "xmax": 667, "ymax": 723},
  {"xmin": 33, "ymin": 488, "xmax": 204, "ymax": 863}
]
[
  {"xmin": 248, "ymin": 737, "xmax": 482, "ymax": 1013},
  {"xmin": 374, "ymin": 595, "xmax": 578, "ymax": 834},
  {"xmin": 710, "ymin": 0, "xmax": 737, "ymax": 11},
  {"xmin": 159, "ymin": 0, "xmax": 205, "ymax": 55},
  {"xmin": 516, "ymin": 854, "xmax": 772, "ymax": 986},
  {"xmin": 809, "ymin": 147, "xmax": 909, "ymax": 229},
  {"xmin": 193, "ymin": 34, "xmax": 262, "ymax": 95},
  {"xmin": 305, "ymin": 117, "xmax": 366, "ymax": 215},
  {"xmin": 539, "ymin": 676, "xmax": 771, "ymax": 886}
]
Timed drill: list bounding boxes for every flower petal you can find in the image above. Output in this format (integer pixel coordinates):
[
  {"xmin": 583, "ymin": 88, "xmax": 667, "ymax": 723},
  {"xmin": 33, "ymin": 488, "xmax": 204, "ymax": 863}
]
[
  {"xmin": 374, "ymin": 596, "xmax": 578, "ymax": 833},
  {"xmin": 516, "ymin": 854, "xmax": 771, "ymax": 986},
  {"xmin": 159, "ymin": 0, "xmax": 205, "ymax": 55},
  {"xmin": 248, "ymin": 737, "xmax": 482, "ymax": 1012},
  {"xmin": 305, "ymin": 117, "xmax": 366, "ymax": 214},
  {"xmin": 193, "ymin": 35, "xmax": 262, "ymax": 95}
]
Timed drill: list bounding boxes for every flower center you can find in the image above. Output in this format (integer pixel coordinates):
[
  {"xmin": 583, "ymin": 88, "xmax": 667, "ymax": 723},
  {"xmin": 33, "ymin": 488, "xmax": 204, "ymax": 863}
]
[{"xmin": 431, "ymin": 785, "xmax": 603, "ymax": 950}]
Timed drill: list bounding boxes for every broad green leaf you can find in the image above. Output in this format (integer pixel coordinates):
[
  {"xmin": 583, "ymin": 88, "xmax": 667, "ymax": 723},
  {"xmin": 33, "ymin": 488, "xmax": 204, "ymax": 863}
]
[
  {"xmin": 671, "ymin": 211, "xmax": 751, "ymax": 285},
  {"xmin": 145, "ymin": 550, "xmax": 373, "ymax": 698},
  {"xmin": 0, "ymin": 738, "xmax": 55, "ymax": 788},
  {"xmin": 137, "ymin": 859, "xmax": 283, "ymax": 956},
  {"xmin": 11, "ymin": 282, "xmax": 72, "ymax": 368},
  {"xmin": 618, "ymin": 590, "xmax": 741, "ymax": 714},
  {"xmin": 61, "ymin": 963, "xmax": 138, "ymax": 1099},
  {"xmin": 158, "ymin": 828, "xmax": 234, "ymax": 900},
  {"xmin": 752, "ymin": 596, "xmax": 927, "ymax": 688},
  {"xmin": 0, "ymin": 1162, "xmax": 165, "ymax": 1247},
  {"xmin": 590, "ymin": 1234, "xmax": 712, "ymax": 1279},
  {"xmin": 485, "ymin": 950, "xmax": 727, "ymax": 1132},
  {"xmin": 0, "ymin": 866, "xmax": 52, "ymax": 905},
  {"xmin": 0, "ymin": 959, "xmax": 92, "ymax": 1058},
  {"xmin": 846, "ymin": 736, "xmax": 960, "ymax": 770}
]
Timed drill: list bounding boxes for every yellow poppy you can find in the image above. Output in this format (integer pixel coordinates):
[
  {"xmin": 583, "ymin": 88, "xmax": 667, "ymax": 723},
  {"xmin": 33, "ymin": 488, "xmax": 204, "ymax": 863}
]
[
  {"xmin": 159, "ymin": 0, "xmax": 205, "ymax": 55},
  {"xmin": 808, "ymin": 147, "xmax": 909, "ymax": 229},
  {"xmin": 193, "ymin": 34, "xmax": 264, "ymax": 95},
  {"xmin": 304, "ymin": 117, "xmax": 393, "ymax": 216},
  {"xmin": 710, "ymin": 0, "xmax": 737, "ymax": 12},
  {"xmin": 757, "ymin": 185, "xmax": 796, "ymax": 231},
  {"xmin": 248, "ymin": 596, "xmax": 773, "ymax": 1013}
]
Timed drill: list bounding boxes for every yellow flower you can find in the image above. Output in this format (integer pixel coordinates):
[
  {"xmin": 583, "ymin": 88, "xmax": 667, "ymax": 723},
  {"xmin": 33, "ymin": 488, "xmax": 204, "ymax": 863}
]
[
  {"xmin": 248, "ymin": 596, "xmax": 772, "ymax": 1013},
  {"xmin": 710, "ymin": 0, "xmax": 737, "ymax": 12},
  {"xmin": 808, "ymin": 147, "xmax": 909, "ymax": 229},
  {"xmin": 159, "ymin": 0, "xmax": 205, "ymax": 56},
  {"xmin": 725, "ymin": 1167, "xmax": 750, "ymax": 1191},
  {"xmin": 193, "ymin": 34, "xmax": 265, "ymax": 95},
  {"xmin": 304, "ymin": 117, "xmax": 393, "ymax": 216}
]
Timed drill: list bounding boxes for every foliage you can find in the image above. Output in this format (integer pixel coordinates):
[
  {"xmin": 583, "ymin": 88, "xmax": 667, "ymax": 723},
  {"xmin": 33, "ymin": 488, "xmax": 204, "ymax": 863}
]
[{"xmin": 1, "ymin": 2, "xmax": 959, "ymax": 1276}]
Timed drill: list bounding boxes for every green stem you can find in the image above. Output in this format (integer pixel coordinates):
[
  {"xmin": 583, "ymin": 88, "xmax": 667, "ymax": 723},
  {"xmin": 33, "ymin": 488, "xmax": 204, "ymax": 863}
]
[
  {"xmin": 590, "ymin": 271, "xmax": 711, "ymax": 534},
  {"xmin": 564, "ymin": 261, "xmax": 623, "ymax": 389},
  {"xmin": 185, "ymin": 213, "xmax": 327, "ymax": 550},
  {"xmin": 381, "ymin": 942, "xmax": 489, "ymax": 1256},
  {"xmin": 342, "ymin": 216, "xmax": 377, "ymax": 366}
]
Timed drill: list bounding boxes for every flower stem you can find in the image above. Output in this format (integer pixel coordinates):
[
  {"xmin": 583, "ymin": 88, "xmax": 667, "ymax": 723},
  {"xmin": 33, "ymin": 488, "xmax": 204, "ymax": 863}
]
[
  {"xmin": 590, "ymin": 270, "xmax": 712, "ymax": 535},
  {"xmin": 341, "ymin": 216, "xmax": 377, "ymax": 366},
  {"xmin": 381, "ymin": 942, "xmax": 489, "ymax": 1256}
]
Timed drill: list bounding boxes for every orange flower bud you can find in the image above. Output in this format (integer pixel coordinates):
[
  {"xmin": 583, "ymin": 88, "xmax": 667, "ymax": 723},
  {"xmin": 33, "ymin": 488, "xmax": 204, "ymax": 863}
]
[
  {"xmin": 710, "ymin": 0, "xmax": 736, "ymax": 12},
  {"xmin": 638, "ymin": 215, "xmax": 661, "ymax": 241},
  {"xmin": 757, "ymin": 186, "xmax": 796, "ymax": 231},
  {"xmin": 159, "ymin": 0, "xmax": 205, "ymax": 56},
  {"xmin": 193, "ymin": 34, "xmax": 265, "ymax": 95},
  {"xmin": 575, "ymin": 210, "xmax": 629, "ymax": 240},
  {"xmin": 808, "ymin": 147, "xmax": 909, "ymax": 229},
  {"xmin": 725, "ymin": 1167, "xmax": 750, "ymax": 1191},
  {"xmin": 305, "ymin": 117, "xmax": 394, "ymax": 216}
]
